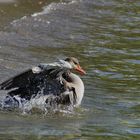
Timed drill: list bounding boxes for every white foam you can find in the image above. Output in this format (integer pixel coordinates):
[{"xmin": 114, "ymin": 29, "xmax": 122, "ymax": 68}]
[
  {"xmin": 32, "ymin": 3, "xmax": 59, "ymax": 17},
  {"xmin": 21, "ymin": 94, "xmax": 75, "ymax": 115},
  {"xmin": 11, "ymin": 16, "xmax": 27, "ymax": 25},
  {"xmin": 32, "ymin": 0, "xmax": 78, "ymax": 17},
  {"xmin": 10, "ymin": 0, "xmax": 79, "ymax": 27}
]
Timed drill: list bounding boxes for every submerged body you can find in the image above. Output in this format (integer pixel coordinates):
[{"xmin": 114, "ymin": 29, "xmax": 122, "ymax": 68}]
[{"xmin": 0, "ymin": 57, "xmax": 85, "ymax": 109}]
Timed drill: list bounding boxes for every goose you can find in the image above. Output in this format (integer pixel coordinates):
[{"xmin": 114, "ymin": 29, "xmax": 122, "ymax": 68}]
[{"xmin": 0, "ymin": 57, "xmax": 86, "ymax": 108}]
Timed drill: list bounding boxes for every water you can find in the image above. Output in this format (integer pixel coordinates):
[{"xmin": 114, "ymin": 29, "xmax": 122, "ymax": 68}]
[{"xmin": 0, "ymin": 0, "xmax": 140, "ymax": 139}]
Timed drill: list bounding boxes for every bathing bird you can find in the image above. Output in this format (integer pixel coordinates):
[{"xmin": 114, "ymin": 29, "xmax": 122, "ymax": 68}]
[{"xmin": 0, "ymin": 57, "xmax": 86, "ymax": 107}]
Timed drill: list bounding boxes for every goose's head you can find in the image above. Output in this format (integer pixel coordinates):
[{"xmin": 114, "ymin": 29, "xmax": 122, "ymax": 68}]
[{"xmin": 65, "ymin": 57, "xmax": 86, "ymax": 75}]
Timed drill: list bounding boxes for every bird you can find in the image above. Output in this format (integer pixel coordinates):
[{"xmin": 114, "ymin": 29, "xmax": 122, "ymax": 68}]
[{"xmin": 0, "ymin": 57, "xmax": 86, "ymax": 108}]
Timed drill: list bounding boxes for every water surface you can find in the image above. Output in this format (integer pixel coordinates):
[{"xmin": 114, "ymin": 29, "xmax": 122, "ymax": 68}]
[{"xmin": 0, "ymin": 0, "xmax": 140, "ymax": 139}]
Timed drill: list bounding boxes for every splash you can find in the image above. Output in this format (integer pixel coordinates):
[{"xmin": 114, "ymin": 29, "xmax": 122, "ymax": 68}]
[{"xmin": 0, "ymin": 92, "xmax": 75, "ymax": 115}]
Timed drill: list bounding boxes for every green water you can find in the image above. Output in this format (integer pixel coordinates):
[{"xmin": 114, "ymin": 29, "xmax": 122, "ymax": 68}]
[{"xmin": 0, "ymin": 0, "xmax": 140, "ymax": 139}]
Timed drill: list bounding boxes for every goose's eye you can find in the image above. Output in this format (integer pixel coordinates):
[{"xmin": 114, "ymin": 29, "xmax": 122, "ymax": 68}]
[{"xmin": 74, "ymin": 61, "xmax": 78, "ymax": 65}]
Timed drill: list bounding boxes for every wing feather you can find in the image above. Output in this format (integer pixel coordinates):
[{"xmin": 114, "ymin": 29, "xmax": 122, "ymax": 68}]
[
  {"xmin": 0, "ymin": 69, "xmax": 33, "ymax": 90},
  {"xmin": 0, "ymin": 63, "xmax": 70, "ymax": 100}
]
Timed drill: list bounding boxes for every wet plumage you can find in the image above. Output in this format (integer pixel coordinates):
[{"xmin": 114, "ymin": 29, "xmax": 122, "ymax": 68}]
[{"xmin": 0, "ymin": 57, "xmax": 85, "ymax": 107}]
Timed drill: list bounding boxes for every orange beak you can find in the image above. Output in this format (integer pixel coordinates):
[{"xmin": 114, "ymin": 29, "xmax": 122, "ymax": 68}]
[{"xmin": 75, "ymin": 65, "xmax": 86, "ymax": 75}]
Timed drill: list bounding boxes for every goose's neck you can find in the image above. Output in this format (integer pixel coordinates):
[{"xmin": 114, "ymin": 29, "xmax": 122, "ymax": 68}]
[{"xmin": 68, "ymin": 73, "xmax": 84, "ymax": 106}]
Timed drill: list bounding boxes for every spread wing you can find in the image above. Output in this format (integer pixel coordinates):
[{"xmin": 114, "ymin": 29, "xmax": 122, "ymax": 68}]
[
  {"xmin": 0, "ymin": 63, "xmax": 70, "ymax": 100},
  {"xmin": 0, "ymin": 69, "xmax": 33, "ymax": 90}
]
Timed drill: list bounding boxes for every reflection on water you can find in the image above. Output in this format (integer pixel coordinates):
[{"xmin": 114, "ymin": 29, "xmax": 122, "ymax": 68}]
[{"xmin": 0, "ymin": 0, "xmax": 140, "ymax": 139}]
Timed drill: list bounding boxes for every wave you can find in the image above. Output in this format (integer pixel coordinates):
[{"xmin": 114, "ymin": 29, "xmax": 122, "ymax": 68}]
[{"xmin": 32, "ymin": 0, "xmax": 78, "ymax": 17}]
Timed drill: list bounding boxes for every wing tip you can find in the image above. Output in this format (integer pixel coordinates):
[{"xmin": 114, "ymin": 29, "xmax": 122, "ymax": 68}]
[
  {"xmin": 0, "ymin": 84, "xmax": 6, "ymax": 90},
  {"xmin": 0, "ymin": 84, "xmax": 4, "ymax": 90}
]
